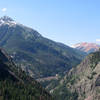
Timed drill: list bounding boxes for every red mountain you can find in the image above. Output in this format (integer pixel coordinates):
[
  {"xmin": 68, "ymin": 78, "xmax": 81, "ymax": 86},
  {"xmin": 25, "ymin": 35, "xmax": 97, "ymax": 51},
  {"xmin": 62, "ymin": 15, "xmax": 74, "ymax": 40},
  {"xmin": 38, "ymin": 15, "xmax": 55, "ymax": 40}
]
[{"xmin": 72, "ymin": 42, "xmax": 100, "ymax": 53}]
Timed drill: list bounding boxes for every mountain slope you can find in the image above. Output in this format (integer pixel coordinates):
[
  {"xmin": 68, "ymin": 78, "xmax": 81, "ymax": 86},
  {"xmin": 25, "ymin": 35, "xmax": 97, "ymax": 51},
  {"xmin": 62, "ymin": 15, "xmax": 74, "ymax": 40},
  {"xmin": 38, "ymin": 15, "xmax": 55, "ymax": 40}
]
[
  {"xmin": 0, "ymin": 16, "xmax": 85, "ymax": 79},
  {"xmin": 72, "ymin": 42, "xmax": 100, "ymax": 53},
  {"xmin": 52, "ymin": 51, "xmax": 100, "ymax": 100},
  {"xmin": 0, "ymin": 48, "xmax": 52, "ymax": 100}
]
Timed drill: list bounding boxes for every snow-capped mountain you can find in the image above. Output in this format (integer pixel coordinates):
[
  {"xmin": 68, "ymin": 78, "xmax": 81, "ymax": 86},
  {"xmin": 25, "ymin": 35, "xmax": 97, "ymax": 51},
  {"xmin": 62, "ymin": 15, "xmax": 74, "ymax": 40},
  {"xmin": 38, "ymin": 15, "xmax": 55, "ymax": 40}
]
[
  {"xmin": 72, "ymin": 42, "xmax": 100, "ymax": 53},
  {"xmin": 0, "ymin": 16, "xmax": 85, "ymax": 79},
  {"xmin": 0, "ymin": 16, "xmax": 17, "ymax": 26}
]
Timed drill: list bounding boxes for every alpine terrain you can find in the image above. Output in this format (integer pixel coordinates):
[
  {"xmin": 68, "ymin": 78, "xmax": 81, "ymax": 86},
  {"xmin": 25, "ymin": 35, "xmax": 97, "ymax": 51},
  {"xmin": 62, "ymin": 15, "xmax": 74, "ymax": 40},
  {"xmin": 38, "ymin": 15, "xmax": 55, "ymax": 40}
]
[
  {"xmin": 52, "ymin": 50, "xmax": 100, "ymax": 100},
  {"xmin": 72, "ymin": 42, "xmax": 100, "ymax": 54},
  {"xmin": 0, "ymin": 16, "xmax": 85, "ymax": 79}
]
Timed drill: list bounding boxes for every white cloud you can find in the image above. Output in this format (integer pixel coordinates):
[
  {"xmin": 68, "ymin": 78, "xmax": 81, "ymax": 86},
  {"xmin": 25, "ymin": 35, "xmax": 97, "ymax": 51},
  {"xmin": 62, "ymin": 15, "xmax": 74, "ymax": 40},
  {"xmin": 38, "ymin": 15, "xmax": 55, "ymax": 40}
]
[
  {"xmin": 1, "ymin": 8, "xmax": 7, "ymax": 12},
  {"xmin": 96, "ymin": 39, "xmax": 100, "ymax": 42}
]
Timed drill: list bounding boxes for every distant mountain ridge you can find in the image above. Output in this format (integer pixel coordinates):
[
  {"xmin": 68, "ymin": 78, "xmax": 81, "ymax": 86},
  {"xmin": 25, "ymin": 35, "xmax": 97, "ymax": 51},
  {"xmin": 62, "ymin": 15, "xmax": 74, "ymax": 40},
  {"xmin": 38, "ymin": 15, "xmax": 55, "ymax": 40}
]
[
  {"xmin": 72, "ymin": 42, "xmax": 100, "ymax": 53},
  {"xmin": 0, "ymin": 16, "xmax": 85, "ymax": 79}
]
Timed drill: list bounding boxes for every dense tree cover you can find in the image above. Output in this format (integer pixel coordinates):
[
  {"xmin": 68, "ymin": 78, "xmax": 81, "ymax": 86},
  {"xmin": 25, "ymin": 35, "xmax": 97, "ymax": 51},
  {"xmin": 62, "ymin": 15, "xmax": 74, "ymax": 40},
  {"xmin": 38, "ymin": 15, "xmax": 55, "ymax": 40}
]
[
  {"xmin": 0, "ymin": 80, "xmax": 52, "ymax": 100},
  {"xmin": 90, "ymin": 51, "xmax": 100, "ymax": 69},
  {"xmin": 0, "ymin": 49, "xmax": 53, "ymax": 100},
  {"xmin": 53, "ymin": 85, "xmax": 78, "ymax": 100}
]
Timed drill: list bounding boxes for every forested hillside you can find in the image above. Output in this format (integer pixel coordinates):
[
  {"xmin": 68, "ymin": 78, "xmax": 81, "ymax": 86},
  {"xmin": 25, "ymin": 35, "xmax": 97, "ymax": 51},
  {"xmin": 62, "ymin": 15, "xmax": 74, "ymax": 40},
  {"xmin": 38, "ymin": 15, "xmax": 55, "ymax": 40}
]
[{"xmin": 0, "ymin": 48, "xmax": 53, "ymax": 100}]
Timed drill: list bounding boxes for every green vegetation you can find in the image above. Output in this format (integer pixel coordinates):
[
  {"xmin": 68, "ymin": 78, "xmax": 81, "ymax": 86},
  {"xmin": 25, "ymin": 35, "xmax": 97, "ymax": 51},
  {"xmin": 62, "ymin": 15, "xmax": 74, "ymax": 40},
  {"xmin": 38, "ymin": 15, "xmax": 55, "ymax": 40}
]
[
  {"xmin": 0, "ymin": 16, "xmax": 87, "ymax": 100},
  {"xmin": 53, "ymin": 85, "xmax": 78, "ymax": 100},
  {"xmin": 0, "ymin": 49, "xmax": 53, "ymax": 100},
  {"xmin": 87, "ymin": 72, "xmax": 97, "ymax": 80},
  {"xmin": 0, "ymin": 18, "xmax": 85, "ymax": 79},
  {"xmin": 90, "ymin": 52, "xmax": 100, "ymax": 69},
  {"xmin": 69, "ymin": 75, "xmax": 77, "ymax": 85},
  {"xmin": 0, "ymin": 80, "xmax": 52, "ymax": 100},
  {"xmin": 52, "ymin": 51, "xmax": 100, "ymax": 100}
]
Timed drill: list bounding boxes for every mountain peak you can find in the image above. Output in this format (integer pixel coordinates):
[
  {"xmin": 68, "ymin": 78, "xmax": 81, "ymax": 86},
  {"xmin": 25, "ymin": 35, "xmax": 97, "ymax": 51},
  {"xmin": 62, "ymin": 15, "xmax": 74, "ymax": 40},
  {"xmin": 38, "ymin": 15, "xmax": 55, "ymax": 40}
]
[
  {"xmin": 72, "ymin": 42, "xmax": 100, "ymax": 53},
  {"xmin": 0, "ymin": 16, "xmax": 17, "ymax": 26},
  {"xmin": 0, "ymin": 16, "xmax": 14, "ymax": 22}
]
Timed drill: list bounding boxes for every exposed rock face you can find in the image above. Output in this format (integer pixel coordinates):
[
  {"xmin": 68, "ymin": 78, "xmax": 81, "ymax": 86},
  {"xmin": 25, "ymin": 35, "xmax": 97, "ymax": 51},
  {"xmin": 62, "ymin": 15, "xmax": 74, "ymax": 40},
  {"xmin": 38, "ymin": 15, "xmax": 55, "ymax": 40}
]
[
  {"xmin": 95, "ymin": 75, "xmax": 100, "ymax": 86},
  {"xmin": 69, "ymin": 52, "xmax": 100, "ymax": 100},
  {"xmin": 72, "ymin": 42, "xmax": 100, "ymax": 53},
  {"xmin": 53, "ymin": 51, "xmax": 100, "ymax": 100}
]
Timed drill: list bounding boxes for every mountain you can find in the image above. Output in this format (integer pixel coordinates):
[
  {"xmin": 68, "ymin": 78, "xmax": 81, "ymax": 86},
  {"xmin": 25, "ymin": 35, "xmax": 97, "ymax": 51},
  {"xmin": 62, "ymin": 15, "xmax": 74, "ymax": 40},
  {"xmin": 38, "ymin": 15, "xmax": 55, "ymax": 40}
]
[
  {"xmin": 0, "ymin": 48, "xmax": 53, "ymax": 100},
  {"xmin": 52, "ymin": 51, "xmax": 100, "ymax": 100},
  {"xmin": 72, "ymin": 42, "xmax": 100, "ymax": 53},
  {"xmin": 0, "ymin": 16, "xmax": 86, "ymax": 79}
]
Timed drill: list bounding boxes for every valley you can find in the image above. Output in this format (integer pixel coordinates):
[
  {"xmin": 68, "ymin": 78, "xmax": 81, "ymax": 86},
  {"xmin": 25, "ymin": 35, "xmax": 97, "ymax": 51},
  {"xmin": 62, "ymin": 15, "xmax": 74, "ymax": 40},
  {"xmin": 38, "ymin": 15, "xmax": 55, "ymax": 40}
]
[{"xmin": 0, "ymin": 16, "xmax": 100, "ymax": 100}]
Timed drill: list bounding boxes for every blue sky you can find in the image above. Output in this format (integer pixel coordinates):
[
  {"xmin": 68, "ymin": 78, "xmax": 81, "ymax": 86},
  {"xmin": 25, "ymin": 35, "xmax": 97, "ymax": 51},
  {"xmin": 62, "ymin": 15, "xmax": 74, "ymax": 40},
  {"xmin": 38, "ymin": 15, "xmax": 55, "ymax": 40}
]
[{"xmin": 0, "ymin": 0, "xmax": 100, "ymax": 46}]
